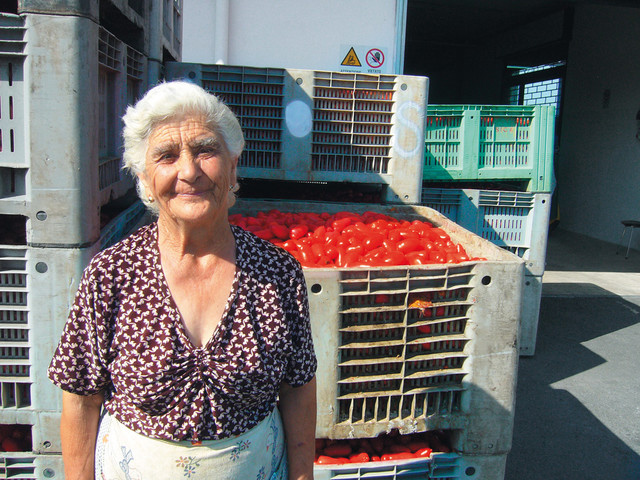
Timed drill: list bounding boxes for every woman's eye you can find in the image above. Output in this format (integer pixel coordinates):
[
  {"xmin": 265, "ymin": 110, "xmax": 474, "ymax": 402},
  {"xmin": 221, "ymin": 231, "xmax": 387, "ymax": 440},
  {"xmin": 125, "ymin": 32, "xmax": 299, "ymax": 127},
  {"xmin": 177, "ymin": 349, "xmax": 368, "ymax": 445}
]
[
  {"xmin": 198, "ymin": 147, "xmax": 217, "ymax": 157},
  {"xmin": 158, "ymin": 153, "xmax": 177, "ymax": 162}
]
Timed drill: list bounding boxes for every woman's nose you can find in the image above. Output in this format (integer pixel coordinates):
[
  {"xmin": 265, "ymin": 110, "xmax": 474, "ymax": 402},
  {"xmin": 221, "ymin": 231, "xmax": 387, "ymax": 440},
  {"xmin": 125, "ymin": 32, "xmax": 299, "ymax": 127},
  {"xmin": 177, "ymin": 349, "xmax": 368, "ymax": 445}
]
[{"xmin": 176, "ymin": 150, "xmax": 201, "ymax": 181}]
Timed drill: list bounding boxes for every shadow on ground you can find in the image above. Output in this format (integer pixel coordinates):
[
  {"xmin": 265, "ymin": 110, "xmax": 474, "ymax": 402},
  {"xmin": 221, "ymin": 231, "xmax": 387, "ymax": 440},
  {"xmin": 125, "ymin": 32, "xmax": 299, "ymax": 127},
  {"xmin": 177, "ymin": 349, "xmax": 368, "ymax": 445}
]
[
  {"xmin": 505, "ymin": 287, "xmax": 640, "ymax": 480},
  {"xmin": 545, "ymin": 228, "xmax": 640, "ymax": 273}
]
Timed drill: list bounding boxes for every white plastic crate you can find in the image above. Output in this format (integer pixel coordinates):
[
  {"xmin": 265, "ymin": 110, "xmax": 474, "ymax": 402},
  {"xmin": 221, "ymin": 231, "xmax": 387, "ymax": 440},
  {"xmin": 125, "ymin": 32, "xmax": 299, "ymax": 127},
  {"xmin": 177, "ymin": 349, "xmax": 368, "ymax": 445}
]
[
  {"xmin": 519, "ymin": 275, "xmax": 543, "ymax": 356},
  {"xmin": 314, "ymin": 452, "xmax": 507, "ymax": 480},
  {"xmin": 0, "ymin": 12, "xmax": 153, "ymax": 247},
  {"xmin": 0, "ymin": 205, "xmax": 148, "ymax": 454},
  {"xmin": 231, "ymin": 199, "xmax": 524, "ymax": 456},
  {"xmin": 422, "ymin": 188, "xmax": 551, "ymax": 276},
  {"xmin": 0, "ymin": 453, "xmax": 63, "ymax": 480},
  {"xmin": 165, "ymin": 62, "xmax": 428, "ymax": 204}
]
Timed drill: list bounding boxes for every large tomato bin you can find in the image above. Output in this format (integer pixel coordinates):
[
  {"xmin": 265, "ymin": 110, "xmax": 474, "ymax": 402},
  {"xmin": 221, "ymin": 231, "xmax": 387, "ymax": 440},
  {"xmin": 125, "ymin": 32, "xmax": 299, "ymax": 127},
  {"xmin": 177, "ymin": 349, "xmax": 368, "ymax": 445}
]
[{"xmin": 231, "ymin": 199, "xmax": 524, "ymax": 480}]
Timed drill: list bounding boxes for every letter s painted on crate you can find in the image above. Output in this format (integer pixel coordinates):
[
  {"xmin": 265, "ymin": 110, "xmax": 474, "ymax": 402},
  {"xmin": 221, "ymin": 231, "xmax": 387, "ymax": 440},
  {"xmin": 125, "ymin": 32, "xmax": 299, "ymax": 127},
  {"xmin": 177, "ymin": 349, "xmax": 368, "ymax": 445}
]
[{"xmin": 394, "ymin": 101, "xmax": 423, "ymax": 157}]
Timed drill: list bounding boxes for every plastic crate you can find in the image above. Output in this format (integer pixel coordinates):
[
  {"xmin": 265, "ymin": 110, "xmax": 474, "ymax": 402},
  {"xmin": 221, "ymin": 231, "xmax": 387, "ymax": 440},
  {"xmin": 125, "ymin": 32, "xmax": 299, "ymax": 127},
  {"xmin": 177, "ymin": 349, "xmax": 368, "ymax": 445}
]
[
  {"xmin": 231, "ymin": 199, "xmax": 524, "ymax": 455},
  {"xmin": 165, "ymin": 62, "xmax": 428, "ymax": 204},
  {"xmin": 99, "ymin": 201, "xmax": 146, "ymax": 250},
  {"xmin": 519, "ymin": 275, "xmax": 543, "ymax": 356},
  {"xmin": 0, "ymin": 204, "xmax": 149, "ymax": 454},
  {"xmin": 314, "ymin": 452, "xmax": 507, "ymax": 480},
  {"xmin": 0, "ymin": 453, "xmax": 63, "ymax": 479},
  {"xmin": 424, "ymin": 105, "xmax": 555, "ymax": 192},
  {"xmin": 422, "ymin": 188, "xmax": 551, "ymax": 276}
]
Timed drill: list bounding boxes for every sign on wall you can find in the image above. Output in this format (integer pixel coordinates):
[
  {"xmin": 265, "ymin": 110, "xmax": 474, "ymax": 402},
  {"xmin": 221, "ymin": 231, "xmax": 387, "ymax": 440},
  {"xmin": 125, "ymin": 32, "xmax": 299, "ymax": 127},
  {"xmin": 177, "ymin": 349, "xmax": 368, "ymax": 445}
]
[{"xmin": 340, "ymin": 45, "xmax": 389, "ymax": 74}]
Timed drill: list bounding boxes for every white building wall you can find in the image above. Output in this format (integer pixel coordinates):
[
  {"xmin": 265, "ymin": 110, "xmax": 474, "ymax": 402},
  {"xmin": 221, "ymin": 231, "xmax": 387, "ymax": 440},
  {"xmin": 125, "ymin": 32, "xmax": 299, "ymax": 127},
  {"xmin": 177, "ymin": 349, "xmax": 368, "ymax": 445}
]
[
  {"xmin": 559, "ymin": 5, "xmax": 640, "ymax": 248},
  {"xmin": 182, "ymin": 0, "xmax": 406, "ymax": 73}
]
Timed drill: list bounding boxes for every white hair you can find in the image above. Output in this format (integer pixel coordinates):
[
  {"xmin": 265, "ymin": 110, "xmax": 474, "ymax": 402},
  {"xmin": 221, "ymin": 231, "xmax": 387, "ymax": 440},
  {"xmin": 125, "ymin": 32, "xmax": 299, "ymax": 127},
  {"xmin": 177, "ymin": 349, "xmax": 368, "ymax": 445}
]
[{"xmin": 121, "ymin": 80, "xmax": 245, "ymax": 212}]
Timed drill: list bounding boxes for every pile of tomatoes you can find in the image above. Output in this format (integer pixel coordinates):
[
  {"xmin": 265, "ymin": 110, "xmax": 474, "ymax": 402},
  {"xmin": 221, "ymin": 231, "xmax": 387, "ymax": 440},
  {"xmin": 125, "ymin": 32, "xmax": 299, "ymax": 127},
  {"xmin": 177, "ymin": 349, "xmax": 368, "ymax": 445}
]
[
  {"xmin": 315, "ymin": 429, "xmax": 450, "ymax": 465},
  {"xmin": 229, "ymin": 210, "xmax": 483, "ymax": 268}
]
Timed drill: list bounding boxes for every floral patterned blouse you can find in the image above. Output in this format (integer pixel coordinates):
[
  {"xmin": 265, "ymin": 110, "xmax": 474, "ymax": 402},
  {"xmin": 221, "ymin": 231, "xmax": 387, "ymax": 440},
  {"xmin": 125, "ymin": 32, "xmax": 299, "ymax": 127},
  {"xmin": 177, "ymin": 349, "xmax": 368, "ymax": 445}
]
[{"xmin": 48, "ymin": 223, "xmax": 317, "ymax": 442}]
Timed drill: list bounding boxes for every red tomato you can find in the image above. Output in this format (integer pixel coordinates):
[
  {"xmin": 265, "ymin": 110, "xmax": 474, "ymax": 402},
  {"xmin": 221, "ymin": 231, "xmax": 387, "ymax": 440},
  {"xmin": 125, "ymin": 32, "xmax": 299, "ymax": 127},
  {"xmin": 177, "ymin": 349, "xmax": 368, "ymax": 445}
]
[
  {"xmin": 381, "ymin": 452, "xmax": 414, "ymax": 461},
  {"xmin": 414, "ymin": 447, "xmax": 433, "ymax": 458},
  {"xmin": 289, "ymin": 225, "xmax": 309, "ymax": 240},
  {"xmin": 381, "ymin": 251, "xmax": 407, "ymax": 266},
  {"xmin": 389, "ymin": 444, "xmax": 411, "ymax": 454},
  {"xmin": 396, "ymin": 238, "xmax": 422, "ymax": 254},
  {"xmin": 253, "ymin": 229, "xmax": 274, "ymax": 240},
  {"xmin": 349, "ymin": 452, "xmax": 371, "ymax": 463},
  {"xmin": 405, "ymin": 251, "xmax": 431, "ymax": 265},
  {"xmin": 270, "ymin": 223, "xmax": 290, "ymax": 240},
  {"xmin": 417, "ymin": 324, "xmax": 432, "ymax": 334},
  {"xmin": 316, "ymin": 455, "xmax": 350, "ymax": 465},
  {"xmin": 323, "ymin": 443, "xmax": 352, "ymax": 457}
]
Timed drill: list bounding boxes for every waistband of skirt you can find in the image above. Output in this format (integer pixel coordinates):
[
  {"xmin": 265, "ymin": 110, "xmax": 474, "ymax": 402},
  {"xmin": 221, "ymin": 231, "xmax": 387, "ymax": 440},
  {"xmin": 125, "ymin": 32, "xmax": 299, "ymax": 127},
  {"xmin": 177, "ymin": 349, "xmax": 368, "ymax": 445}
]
[{"xmin": 101, "ymin": 408, "xmax": 279, "ymax": 448}]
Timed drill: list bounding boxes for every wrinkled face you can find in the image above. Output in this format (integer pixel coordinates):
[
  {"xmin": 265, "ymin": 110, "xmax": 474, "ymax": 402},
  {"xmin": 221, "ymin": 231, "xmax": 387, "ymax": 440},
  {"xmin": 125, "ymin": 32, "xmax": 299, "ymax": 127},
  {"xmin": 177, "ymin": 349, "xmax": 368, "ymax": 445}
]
[{"xmin": 139, "ymin": 115, "xmax": 237, "ymax": 227}]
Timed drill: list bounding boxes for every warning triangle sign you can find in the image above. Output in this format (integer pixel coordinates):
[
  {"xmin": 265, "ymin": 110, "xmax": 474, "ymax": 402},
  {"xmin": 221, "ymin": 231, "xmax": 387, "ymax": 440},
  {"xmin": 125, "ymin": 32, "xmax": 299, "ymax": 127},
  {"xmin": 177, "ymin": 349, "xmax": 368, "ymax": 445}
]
[{"xmin": 341, "ymin": 47, "xmax": 362, "ymax": 67}]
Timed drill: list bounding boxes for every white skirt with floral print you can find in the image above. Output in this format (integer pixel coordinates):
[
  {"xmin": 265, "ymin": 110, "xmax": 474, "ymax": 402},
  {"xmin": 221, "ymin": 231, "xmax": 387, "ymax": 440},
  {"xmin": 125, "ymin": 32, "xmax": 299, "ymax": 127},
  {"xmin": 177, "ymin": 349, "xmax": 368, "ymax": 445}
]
[{"xmin": 95, "ymin": 409, "xmax": 287, "ymax": 480}]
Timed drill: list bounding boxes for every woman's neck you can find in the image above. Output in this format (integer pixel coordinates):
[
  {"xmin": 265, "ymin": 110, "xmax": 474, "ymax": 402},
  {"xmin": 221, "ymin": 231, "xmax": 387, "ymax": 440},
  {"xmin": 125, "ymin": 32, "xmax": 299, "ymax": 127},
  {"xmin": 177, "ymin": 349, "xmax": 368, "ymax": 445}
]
[{"xmin": 157, "ymin": 214, "xmax": 235, "ymax": 260}]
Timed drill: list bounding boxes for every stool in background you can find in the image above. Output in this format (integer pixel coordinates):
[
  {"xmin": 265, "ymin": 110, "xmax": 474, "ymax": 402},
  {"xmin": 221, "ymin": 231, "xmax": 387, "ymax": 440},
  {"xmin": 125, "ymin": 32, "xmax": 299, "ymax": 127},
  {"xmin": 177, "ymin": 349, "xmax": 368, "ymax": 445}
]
[{"xmin": 617, "ymin": 220, "xmax": 640, "ymax": 259}]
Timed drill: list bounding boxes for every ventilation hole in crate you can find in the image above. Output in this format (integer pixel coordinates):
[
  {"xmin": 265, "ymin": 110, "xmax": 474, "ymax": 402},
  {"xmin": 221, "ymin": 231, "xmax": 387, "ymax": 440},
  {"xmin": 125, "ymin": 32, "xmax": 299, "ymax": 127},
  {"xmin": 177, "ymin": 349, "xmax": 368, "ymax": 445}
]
[
  {"xmin": 0, "ymin": 272, "xmax": 26, "ymax": 287},
  {"xmin": 0, "ymin": 347, "xmax": 28, "ymax": 360},
  {"xmin": 376, "ymin": 396, "xmax": 388, "ymax": 420},
  {"xmin": 0, "ymin": 424, "xmax": 32, "ymax": 451},
  {"xmin": 340, "ymin": 344, "xmax": 404, "ymax": 363},
  {"xmin": 401, "ymin": 395, "xmax": 413, "ymax": 418},
  {"xmin": 0, "ymin": 311, "xmax": 27, "ymax": 324},
  {"xmin": 0, "ymin": 329, "xmax": 28, "ymax": 341},
  {"xmin": 363, "ymin": 398, "xmax": 376, "ymax": 422},
  {"xmin": 388, "ymin": 396, "xmax": 401, "ymax": 420},
  {"xmin": 1, "ymin": 382, "xmax": 31, "ymax": 408},
  {"xmin": 414, "ymin": 393, "xmax": 426, "ymax": 416},
  {"xmin": 341, "ymin": 327, "xmax": 403, "ymax": 345},
  {"xmin": 0, "ymin": 215, "xmax": 27, "ymax": 244}
]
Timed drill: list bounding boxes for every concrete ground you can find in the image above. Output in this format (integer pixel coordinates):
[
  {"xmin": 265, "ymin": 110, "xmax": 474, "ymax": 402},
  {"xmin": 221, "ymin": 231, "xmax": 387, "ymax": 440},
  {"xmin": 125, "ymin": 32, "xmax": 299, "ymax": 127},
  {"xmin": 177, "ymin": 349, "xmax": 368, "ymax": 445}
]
[{"xmin": 505, "ymin": 227, "xmax": 640, "ymax": 480}]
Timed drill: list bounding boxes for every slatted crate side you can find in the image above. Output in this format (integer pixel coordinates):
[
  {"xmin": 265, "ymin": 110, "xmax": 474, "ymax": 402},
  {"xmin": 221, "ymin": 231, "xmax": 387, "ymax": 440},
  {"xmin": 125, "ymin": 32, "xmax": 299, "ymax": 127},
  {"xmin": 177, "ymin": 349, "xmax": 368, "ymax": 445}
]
[
  {"xmin": 0, "ymin": 453, "xmax": 63, "ymax": 480},
  {"xmin": 314, "ymin": 452, "xmax": 506, "ymax": 480},
  {"xmin": 0, "ymin": 245, "xmax": 30, "ymax": 410},
  {"xmin": 422, "ymin": 188, "xmax": 551, "ymax": 276},
  {"xmin": 0, "ymin": 14, "xmax": 28, "ymax": 209}
]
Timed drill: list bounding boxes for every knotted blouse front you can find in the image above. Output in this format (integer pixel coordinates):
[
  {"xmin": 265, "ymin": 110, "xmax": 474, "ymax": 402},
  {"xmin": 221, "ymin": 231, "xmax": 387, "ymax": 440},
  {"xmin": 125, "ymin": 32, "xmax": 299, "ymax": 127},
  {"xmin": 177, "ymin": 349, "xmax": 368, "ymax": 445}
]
[{"xmin": 48, "ymin": 223, "xmax": 317, "ymax": 442}]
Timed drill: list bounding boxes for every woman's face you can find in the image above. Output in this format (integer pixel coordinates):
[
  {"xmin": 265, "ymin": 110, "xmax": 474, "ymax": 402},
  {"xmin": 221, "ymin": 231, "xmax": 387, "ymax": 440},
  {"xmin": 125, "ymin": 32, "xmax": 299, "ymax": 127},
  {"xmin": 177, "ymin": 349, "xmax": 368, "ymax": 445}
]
[{"xmin": 139, "ymin": 115, "xmax": 237, "ymax": 227}]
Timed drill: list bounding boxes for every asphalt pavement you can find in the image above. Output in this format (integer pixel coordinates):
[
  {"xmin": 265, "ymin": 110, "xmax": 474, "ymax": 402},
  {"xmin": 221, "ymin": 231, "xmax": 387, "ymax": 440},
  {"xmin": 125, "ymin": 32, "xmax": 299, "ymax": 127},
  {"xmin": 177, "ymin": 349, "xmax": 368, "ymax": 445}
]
[{"xmin": 505, "ymin": 227, "xmax": 640, "ymax": 480}]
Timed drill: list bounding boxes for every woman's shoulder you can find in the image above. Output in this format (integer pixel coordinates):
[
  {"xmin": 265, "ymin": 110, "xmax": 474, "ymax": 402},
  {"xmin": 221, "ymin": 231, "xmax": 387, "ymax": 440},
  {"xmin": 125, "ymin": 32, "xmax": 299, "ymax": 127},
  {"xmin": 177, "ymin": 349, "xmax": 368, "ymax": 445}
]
[
  {"xmin": 232, "ymin": 225, "xmax": 302, "ymax": 274},
  {"xmin": 86, "ymin": 222, "xmax": 157, "ymax": 277}
]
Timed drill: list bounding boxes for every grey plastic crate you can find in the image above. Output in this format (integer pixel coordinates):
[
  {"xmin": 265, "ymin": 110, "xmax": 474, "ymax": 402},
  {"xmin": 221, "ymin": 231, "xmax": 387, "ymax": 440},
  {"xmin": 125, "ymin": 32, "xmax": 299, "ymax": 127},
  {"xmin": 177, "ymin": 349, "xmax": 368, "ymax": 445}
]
[
  {"xmin": 165, "ymin": 62, "xmax": 428, "ymax": 204},
  {"xmin": 0, "ymin": 244, "xmax": 98, "ymax": 453},
  {"xmin": 0, "ymin": 453, "xmax": 63, "ymax": 479},
  {"xmin": 422, "ymin": 188, "xmax": 550, "ymax": 276},
  {"xmin": 230, "ymin": 199, "xmax": 524, "ymax": 456},
  {"xmin": 0, "ymin": 13, "xmax": 151, "ymax": 247},
  {"xmin": 0, "ymin": 204, "xmax": 148, "ymax": 454},
  {"xmin": 314, "ymin": 452, "xmax": 506, "ymax": 480},
  {"xmin": 519, "ymin": 274, "xmax": 543, "ymax": 356}
]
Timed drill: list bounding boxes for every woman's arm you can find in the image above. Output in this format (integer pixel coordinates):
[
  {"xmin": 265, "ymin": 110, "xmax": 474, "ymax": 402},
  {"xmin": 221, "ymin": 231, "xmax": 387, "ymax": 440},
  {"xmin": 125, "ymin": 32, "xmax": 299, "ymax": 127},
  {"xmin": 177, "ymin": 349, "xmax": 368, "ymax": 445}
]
[
  {"xmin": 279, "ymin": 377, "xmax": 317, "ymax": 480},
  {"xmin": 60, "ymin": 390, "xmax": 104, "ymax": 480}
]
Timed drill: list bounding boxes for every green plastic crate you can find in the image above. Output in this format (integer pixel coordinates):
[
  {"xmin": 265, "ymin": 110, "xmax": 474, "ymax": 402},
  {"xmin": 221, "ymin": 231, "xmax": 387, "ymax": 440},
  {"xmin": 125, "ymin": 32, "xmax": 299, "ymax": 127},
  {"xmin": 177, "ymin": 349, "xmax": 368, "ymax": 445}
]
[{"xmin": 424, "ymin": 105, "xmax": 555, "ymax": 192}]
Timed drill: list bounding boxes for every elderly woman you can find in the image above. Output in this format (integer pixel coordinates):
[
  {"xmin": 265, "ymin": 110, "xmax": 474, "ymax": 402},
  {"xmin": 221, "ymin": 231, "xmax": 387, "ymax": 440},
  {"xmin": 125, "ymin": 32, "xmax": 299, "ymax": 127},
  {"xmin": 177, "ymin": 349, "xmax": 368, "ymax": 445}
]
[{"xmin": 47, "ymin": 81, "xmax": 317, "ymax": 480}]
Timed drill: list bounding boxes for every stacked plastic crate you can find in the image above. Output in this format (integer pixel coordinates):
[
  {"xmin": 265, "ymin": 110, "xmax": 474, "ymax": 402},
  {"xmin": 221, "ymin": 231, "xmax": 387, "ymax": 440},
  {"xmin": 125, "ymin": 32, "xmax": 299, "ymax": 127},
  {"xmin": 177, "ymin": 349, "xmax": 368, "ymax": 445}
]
[
  {"xmin": 0, "ymin": 0, "xmax": 182, "ymax": 475},
  {"xmin": 168, "ymin": 63, "xmax": 525, "ymax": 480},
  {"xmin": 423, "ymin": 105, "xmax": 556, "ymax": 356}
]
